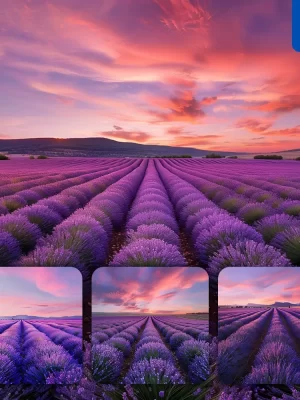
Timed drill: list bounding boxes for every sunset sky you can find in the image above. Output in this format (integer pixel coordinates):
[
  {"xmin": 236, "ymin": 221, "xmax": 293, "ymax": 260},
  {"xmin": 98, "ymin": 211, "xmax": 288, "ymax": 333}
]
[
  {"xmin": 219, "ymin": 267, "xmax": 300, "ymax": 306},
  {"xmin": 0, "ymin": 267, "xmax": 82, "ymax": 317},
  {"xmin": 1, "ymin": 0, "xmax": 299, "ymax": 152},
  {"xmin": 92, "ymin": 267, "xmax": 208, "ymax": 314}
]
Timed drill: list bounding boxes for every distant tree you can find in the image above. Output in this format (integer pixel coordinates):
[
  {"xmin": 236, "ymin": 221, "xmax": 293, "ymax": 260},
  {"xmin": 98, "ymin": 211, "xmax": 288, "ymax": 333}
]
[
  {"xmin": 254, "ymin": 155, "xmax": 283, "ymax": 160},
  {"xmin": 0, "ymin": 153, "xmax": 9, "ymax": 160},
  {"xmin": 296, "ymin": 157, "xmax": 300, "ymax": 161},
  {"xmin": 29, "ymin": 155, "xmax": 35, "ymax": 159},
  {"xmin": 37, "ymin": 155, "xmax": 48, "ymax": 159},
  {"xmin": 151, "ymin": 155, "xmax": 192, "ymax": 158},
  {"xmin": 227, "ymin": 156, "xmax": 238, "ymax": 159},
  {"xmin": 205, "ymin": 153, "xmax": 224, "ymax": 158}
]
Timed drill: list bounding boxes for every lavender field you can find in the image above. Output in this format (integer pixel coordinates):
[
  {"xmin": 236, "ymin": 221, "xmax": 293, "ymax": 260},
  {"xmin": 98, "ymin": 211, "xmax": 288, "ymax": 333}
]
[
  {"xmin": 0, "ymin": 157, "xmax": 299, "ymax": 270},
  {"xmin": 92, "ymin": 315, "xmax": 209, "ymax": 384},
  {"xmin": 218, "ymin": 307, "xmax": 300, "ymax": 385},
  {"xmin": 0, "ymin": 318, "xmax": 82, "ymax": 384}
]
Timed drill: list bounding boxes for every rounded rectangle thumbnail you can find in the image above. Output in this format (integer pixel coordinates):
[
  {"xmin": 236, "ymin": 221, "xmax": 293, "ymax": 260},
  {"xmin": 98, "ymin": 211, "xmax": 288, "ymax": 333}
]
[{"xmin": 92, "ymin": 266, "xmax": 209, "ymax": 385}]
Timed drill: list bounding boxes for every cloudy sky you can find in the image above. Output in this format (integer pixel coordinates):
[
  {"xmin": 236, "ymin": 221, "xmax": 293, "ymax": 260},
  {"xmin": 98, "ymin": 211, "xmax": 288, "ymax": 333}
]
[
  {"xmin": 219, "ymin": 267, "xmax": 300, "ymax": 306},
  {"xmin": 0, "ymin": 267, "xmax": 82, "ymax": 317},
  {"xmin": 0, "ymin": 0, "xmax": 299, "ymax": 152},
  {"xmin": 92, "ymin": 267, "xmax": 208, "ymax": 314}
]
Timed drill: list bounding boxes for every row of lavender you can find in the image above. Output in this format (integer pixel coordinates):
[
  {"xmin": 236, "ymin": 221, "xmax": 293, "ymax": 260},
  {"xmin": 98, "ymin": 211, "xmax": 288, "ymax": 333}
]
[
  {"xmin": 0, "ymin": 157, "xmax": 299, "ymax": 270},
  {"xmin": 92, "ymin": 315, "xmax": 209, "ymax": 384},
  {"xmin": 218, "ymin": 307, "xmax": 300, "ymax": 385},
  {"xmin": 0, "ymin": 319, "xmax": 82, "ymax": 384},
  {"xmin": 0, "ymin": 158, "xmax": 145, "ymax": 269},
  {"xmin": 160, "ymin": 159, "xmax": 300, "ymax": 268}
]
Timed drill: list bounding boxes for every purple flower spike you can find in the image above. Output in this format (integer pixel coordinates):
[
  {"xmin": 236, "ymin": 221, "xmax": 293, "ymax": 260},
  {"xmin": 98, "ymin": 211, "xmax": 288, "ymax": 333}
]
[{"xmin": 110, "ymin": 238, "xmax": 187, "ymax": 266}]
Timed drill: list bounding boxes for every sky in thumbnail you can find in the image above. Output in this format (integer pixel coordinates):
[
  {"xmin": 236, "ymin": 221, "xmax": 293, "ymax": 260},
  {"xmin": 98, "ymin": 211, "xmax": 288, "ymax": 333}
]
[
  {"xmin": 0, "ymin": 267, "xmax": 82, "ymax": 317},
  {"xmin": 1, "ymin": 0, "xmax": 300, "ymax": 152},
  {"xmin": 93, "ymin": 267, "xmax": 208, "ymax": 314},
  {"xmin": 219, "ymin": 267, "xmax": 300, "ymax": 306}
]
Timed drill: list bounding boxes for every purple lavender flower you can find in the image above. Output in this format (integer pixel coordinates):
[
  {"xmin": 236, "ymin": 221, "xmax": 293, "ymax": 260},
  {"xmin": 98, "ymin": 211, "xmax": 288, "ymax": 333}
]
[
  {"xmin": 209, "ymin": 240, "xmax": 291, "ymax": 273},
  {"xmin": 195, "ymin": 221, "xmax": 263, "ymax": 263},
  {"xmin": 17, "ymin": 205, "xmax": 63, "ymax": 234},
  {"xmin": 127, "ymin": 224, "xmax": 180, "ymax": 246},
  {"xmin": 129, "ymin": 201, "xmax": 173, "ymax": 218},
  {"xmin": 21, "ymin": 245, "xmax": 83, "ymax": 267},
  {"xmin": 237, "ymin": 203, "xmax": 272, "ymax": 224},
  {"xmin": 127, "ymin": 211, "xmax": 179, "ymax": 233},
  {"xmin": 17, "ymin": 189, "xmax": 42, "ymax": 205},
  {"xmin": 92, "ymin": 332, "xmax": 109, "ymax": 344},
  {"xmin": 114, "ymin": 331, "xmax": 135, "ymax": 344},
  {"xmin": 93, "ymin": 344, "xmax": 123, "ymax": 383},
  {"xmin": 75, "ymin": 206, "xmax": 113, "ymax": 237},
  {"xmin": 271, "ymin": 227, "xmax": 300, "ymax": 265},
  {"xmin": 255, "ymin": 213, "xmax": 298, "ymax": 243},
  {"xmin": 136, "ymin": 336, "xmax": 162, "ymax": 349},
  {"xmin": 279, "ymin": 200, "xmax": 300, "ymax": 217},
  {"xmin": 124, "ymin": 358, "xmax": 184, "ymax": 384},
  {"xmin": 0, "ymin": 230, "xmax": 21, "ymax": 265},
  {"xmin": 38, "ymin": 197, "xmax": 71, "ymax": 218},
  {"xmin": 110, "ymin": 239, "xmax": 187, "ymax": 266},
  {"xmin": 0, "ymin": 195, "xmax": 27, "ymax": 212},
  {"xmin": 107, "ymin": 337, "xmax": 131, "ymax": 357},
  {"xmin": 134, "ymin": 342, "xmax": 173, "ymax": 362},
  {"xmin": 169, "ymin": 332, "xmax": 191, "ymax": 350},
  {"xmin": 0, "ymin": 214, "xmax": 41, "ymax": 252},
  {"xmin": 219, "ymin": 196, "xmax": 247, "ymax": 214},
  {"xmin": 188, "ymin": 353, "xmax": 209, "ymax": 383},
  {"xmin": 176, "ymin": 340, "xmax": 209, "ymax": 370},
  {"xmin": 0, "ymin": 354, "xmax": 20, "ymax": 384}
]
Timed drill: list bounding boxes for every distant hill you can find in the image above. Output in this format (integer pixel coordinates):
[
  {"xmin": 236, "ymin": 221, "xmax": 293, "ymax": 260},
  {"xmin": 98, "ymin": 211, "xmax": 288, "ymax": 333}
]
[
  {"xmin": 246, "ymin": 302, "xmax": 300, "ymax": 308},
  {"xmin": 0, "ymin": 137, "xmax": 240, "ymax": 158}
]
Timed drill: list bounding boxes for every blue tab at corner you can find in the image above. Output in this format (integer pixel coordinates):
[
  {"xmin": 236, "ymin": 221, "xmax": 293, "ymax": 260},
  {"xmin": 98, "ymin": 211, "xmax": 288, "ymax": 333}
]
[{"xmin": 293, "ymin": 0, "xmax": 300, "ymax": 51}]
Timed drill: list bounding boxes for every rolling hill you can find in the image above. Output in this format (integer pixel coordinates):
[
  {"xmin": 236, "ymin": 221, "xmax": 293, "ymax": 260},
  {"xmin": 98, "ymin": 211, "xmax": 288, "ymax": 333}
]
[{"xmin": 0, "ymin": 137, "xmax": 240, "ymax": 158}]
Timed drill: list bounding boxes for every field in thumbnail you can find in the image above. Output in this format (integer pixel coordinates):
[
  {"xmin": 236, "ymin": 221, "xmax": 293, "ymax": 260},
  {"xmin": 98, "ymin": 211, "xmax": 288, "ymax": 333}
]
[
  {"xmin": 218, "ymin": 267, "xmax": 300, "ymax": 385},
  {"xmin": 0, "ymin": 267, "xmax": 82, "ymax": 384},
  {"xmin": 92, "ymin": 267, "xmax": 209, "ymax": 384}
]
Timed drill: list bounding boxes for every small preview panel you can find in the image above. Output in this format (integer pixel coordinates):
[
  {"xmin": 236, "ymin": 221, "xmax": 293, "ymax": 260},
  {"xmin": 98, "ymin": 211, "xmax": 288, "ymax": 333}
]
[
  {"xmin": 92, "ymin": 266, "xmax": 209, "ymax": 384},
  {"xmin": 0, "ymin": 267, "xmax": 83, "ymax": 384},
  {"xmin": 218, "ymin": 267, "xmax": 300, "ymax": 385}
]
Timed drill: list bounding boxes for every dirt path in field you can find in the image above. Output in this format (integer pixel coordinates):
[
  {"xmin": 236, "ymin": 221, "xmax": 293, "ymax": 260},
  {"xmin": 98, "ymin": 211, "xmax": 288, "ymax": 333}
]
[
  {"xmin": 105, "ymin": 227, "xmax": 127, "ymax": 265},
  {"xmin": 179, "ymin": 230, "xmax": 198, "ymax": 266},
  {"xmin": 278, "ymin": 310, "xmax": 300, "ymax": 355},
  {"xmin": 230, "ymin": 309, "xmax": 274, "ymax": 384},
  {"xmin": 119, "ymin": 317, "xmax": 148, "ymax": 381}
]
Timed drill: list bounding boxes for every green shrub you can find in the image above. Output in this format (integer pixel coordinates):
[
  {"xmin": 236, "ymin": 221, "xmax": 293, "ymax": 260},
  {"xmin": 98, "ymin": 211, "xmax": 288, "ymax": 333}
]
[
  {"xmin": 227, "ymin": 156, "xmax": 238, "ymax": 159},
  {"xmin": 205, "ymin": 153, "xmax": 224, "ymax": 159},
  {"xmin": 0, "ymin": 154, "xmax": 9, "ymax": 160},
  {"xmin": 37, "ymin": 155, "xmax": 48, "ymax": 159},
  {"xmin": 29, "ymin": 155, "xmax": 35, "ymax": 159},
  {"xmin": 295, "ymin": 157, "xmax": 300, "ymax": 161},
  {"xmin": 254, "ymin": 155, "xmax": 283, "ymax": 160}
]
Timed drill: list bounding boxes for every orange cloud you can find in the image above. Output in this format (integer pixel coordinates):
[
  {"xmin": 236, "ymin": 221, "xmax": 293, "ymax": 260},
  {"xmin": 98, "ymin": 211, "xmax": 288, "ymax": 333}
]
[
  {"xmin": 99, "ymin": 130, "xmax": 152, "ymax": 143},
  {"xmin": 154, "ymin": 0, "xmax": 211, "ymax": 35},
  {"xmin": 236, "ymin": 118, "xmax": 274, "ymax": 133},
  {"xmin": 147, "ymin": 90, "xmax": 208, "ymax": 123},
  {"xmin": 172, "ymin": 134, "xmax": 223, "ymax": 147},
  {"xmin": 263, "ymin": 126, "xmax": 300, "ymax": 137},
  {"xmin": 249, "ymin": 95, "xmax": 300, "ymax": 114}
]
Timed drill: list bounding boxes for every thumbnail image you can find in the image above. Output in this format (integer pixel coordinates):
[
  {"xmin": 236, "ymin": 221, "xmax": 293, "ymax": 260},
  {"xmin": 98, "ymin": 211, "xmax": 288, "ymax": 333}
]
[
  {"xmin": 218, "ymin": 267, "xmax": 300, "ymax": 385},
  {"xmin": 92, "ymin": 267, "xmax": 209, "ymax": 384},
  {"xmin": 0, "ymin": 267, "xmax": 82, "ymax": 384}
]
